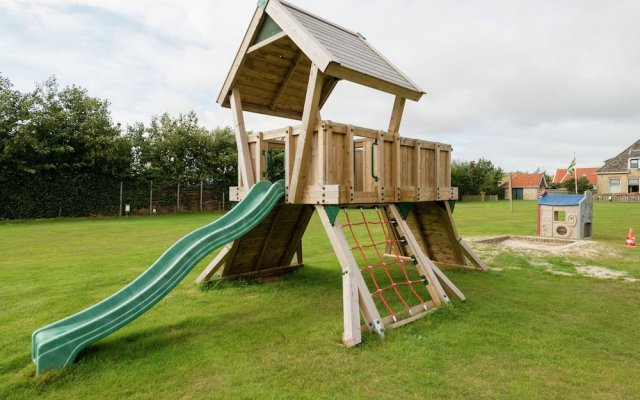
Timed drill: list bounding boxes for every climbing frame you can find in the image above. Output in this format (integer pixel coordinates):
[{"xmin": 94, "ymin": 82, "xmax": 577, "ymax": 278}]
[
  {"xmin": 209, "ymin": 0, "xmax": 489, "ymax": 346},
  {"xmin": 316, "ymin": 204, "xmax": 466, "ymax": 346}
]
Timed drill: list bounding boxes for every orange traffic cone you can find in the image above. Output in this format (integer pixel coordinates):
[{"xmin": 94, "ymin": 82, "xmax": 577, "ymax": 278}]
[{"xmin": 625, "ymin": 228, "xmax": 636, "ymax": 247}]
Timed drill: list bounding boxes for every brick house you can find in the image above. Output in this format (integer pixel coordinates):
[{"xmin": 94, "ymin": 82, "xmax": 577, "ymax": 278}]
[
  {"xmin": 552, "ymin": 167, "xmax": 598, "ymax": 189},
  {"xmin": 502, "ymin": 173, "xmax": 547, "ymax": 200},
  {"xmin": 596, "ymin": 139, "xmax": 640, "ymax": 194}
]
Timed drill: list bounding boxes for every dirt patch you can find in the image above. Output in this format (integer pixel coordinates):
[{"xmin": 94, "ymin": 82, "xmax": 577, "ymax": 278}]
[{"xmin": 576, "ymin": 266, "xmax": 638, "ymax": 282}]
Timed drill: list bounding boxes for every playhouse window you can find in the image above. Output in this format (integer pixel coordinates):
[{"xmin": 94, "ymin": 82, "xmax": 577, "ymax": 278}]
[
  {"xmin": 630, "ymin": 159, "xmax": 639, "ymax": 169},
  {"xmin": 609, "ymin": 178, "xmax": 620, "ymax": 193},
  {"xmin": 629, "ymin": 178, "xmax": 639, "ymax": 193},
  {"xmin": 554, "ymin": 211, "xmax": 566, "ymax": 222}
]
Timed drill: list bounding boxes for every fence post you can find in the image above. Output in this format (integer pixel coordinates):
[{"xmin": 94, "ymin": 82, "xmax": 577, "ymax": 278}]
[
  {"xmin": 176, "ymin": 181, "xmax": 180, "ymax": 214},
  {"xmin": 119, "ymin": 181, "xmax": 123, "ymax": 217},
  {"xmin": 200, "ymin": 180, "xmax": 203, "ymax": 212},
  {"xmin": 149, "ymin": 180, "xmax": 153, "ymax": 216},
  {"xmin": 222, "ymin": 191, "xmax": 225, "ymax": 212}
]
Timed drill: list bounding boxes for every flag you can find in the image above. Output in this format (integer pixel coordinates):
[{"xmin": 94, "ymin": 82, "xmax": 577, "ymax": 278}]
[{"xmin": 566, "ymin": 157, "xmax": 576, "ymax": 176}]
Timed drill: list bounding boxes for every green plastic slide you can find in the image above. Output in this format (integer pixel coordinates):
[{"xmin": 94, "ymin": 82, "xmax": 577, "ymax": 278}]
[{"xmin": 32, "ymin": 180, "xmax": 285, "ymax": 374}]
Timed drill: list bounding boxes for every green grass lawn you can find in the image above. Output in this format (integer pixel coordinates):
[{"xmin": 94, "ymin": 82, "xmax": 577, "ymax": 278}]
[{"xmin": 1, "ymin": 201, "xmax": 639, "ymax": 399}]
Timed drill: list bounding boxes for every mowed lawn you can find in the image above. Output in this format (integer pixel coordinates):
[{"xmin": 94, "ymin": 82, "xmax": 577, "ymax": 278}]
[{"xmin": 1, "ymin": 201, "xmax": 639, "ymax": 399}]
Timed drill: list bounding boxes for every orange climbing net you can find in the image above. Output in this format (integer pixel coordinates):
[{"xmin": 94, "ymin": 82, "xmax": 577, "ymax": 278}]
[{"xmin": 340, "ymin": 206, "xmax": 432, "ymax": 322}]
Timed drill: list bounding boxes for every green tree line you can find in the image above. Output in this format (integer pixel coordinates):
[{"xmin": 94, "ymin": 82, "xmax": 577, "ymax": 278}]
[
  {"xmin": 451, "ymin": 158, "xmax": 504, "ymax": 198},
  {"xmin": 0, "ymin": 74, "xmax": 237, "ymax": 219}
]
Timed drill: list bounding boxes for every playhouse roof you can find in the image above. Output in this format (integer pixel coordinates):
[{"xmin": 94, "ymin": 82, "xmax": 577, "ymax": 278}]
[
  {"xmin": 538, "ymin": 194, "xmax": 584, "ymax": 206},
  {"xmin": 217, "ymin": 0, "xmax": 424, "ymax": 120}
]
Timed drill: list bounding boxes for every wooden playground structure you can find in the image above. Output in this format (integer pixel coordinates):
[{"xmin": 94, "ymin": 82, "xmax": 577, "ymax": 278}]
[{"xmin": 197, "ymin": 0, "xmax": 487, "ymax": 346}]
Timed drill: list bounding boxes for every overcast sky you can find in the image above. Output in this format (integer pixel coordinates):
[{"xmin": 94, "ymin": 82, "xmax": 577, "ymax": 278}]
[{"xmin": 1, "ymin": 0, "xmax": 638, "ymax": 172}]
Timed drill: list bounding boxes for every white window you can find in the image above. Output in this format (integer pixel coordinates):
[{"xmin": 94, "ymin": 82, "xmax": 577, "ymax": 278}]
[
  {"xmin": 609, "ymin": 178, "xmax": 621, "ymax": 193},
  {"xmin": 629, "ymin": 178, "xmax": 639, "ymax": 193},
  {"xmin": 631, "ymin": 159, "xmax": 639, "ymax": 169}
]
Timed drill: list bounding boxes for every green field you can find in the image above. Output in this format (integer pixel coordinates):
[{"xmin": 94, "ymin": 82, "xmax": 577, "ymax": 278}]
[{"xmin": 1, "ymin": 201, "xmax": 639, "ymax": 399}]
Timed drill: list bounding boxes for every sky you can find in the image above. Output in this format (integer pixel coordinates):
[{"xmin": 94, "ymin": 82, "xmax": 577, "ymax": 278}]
[{"xmin": 1, "ymin": 0, "xmax": 639, "ymax": 172}]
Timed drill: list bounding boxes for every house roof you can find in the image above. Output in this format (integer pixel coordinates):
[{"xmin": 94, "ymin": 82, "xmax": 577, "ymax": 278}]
[
  {"xmin": 538, "ymin": 194, "xmax": 584, "ymax": 206},
  {"xmin": 553, "ymin": 168, "xmax": 598, "ymax": 185},
  {"xmin": 597, "ymin": 139, "xmax": 640, "ymax": 174},
  {"xmin": 217, "ymin": 0, "xmax": 424, "ymax": 120},
  {"xmin": 503, "ymin": 173, "xmax": 546, "ymax": 188}
]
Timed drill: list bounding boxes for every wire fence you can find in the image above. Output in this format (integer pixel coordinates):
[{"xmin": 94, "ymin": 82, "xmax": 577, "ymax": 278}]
[{"xmin": 0, "ymin": 176, "xmax": 231, "ymax": 219}]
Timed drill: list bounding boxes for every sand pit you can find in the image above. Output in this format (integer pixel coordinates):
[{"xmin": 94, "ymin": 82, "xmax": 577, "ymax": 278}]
[{"xmin": 471, "ymin": 236, "xmax": 587, "ymax": 253}]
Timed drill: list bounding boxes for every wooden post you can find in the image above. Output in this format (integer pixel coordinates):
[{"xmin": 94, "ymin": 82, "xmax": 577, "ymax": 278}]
[
  {"xmin": 508, "ymin": 173, "xmax": 513, "ymax": 212},
  {"xmin": 376, "ymin": 130, "xmax": 385, "ymax": 202},
  {"xmin": 230, "ymin": 87, "xmax": 255, "ymax": 188},
  {"xmin": 346, "ymin": 125, "xmax": 354, "ymax": 203},
  {"xmin": 200, "ymin": 180, "xmax": 203, "ymax": 212},
  {"xmin": 176, "ymin": 181, "xmax": 180, "ymax": 213},
  {"xmin": 119, "ymin": 181, "xmax": 123, "ymax": 217},
  {"xmin": 388, "ymin": 95, "xmax": 405, "ymax": 134},
  {"xmin": 255, "ymin": 132, "xmax": 264, "ymax": 183},
  {"xmin": 435, "ymin": 143, "xmax": 441, "ymax": 196},
  {"xmin": 149, "ymin": 180, "xmax": 153, "ymax": 216},
  {"xmin": 316, "ymin": 205, "xmax": 384, "ymax": 346},
  {"xmin": 288, "ymin": 65, "xmax": 324, "ymax": 203},
  {"xmin": 414, "ymin": 139, "xmax": 421, "ymax": 200}
]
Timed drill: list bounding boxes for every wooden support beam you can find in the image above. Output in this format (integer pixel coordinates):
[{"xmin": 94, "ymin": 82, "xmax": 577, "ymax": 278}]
[
  {"xmin": 284, "ymin": 126, "xmax": 293, "ymax": 199},
  {"xmin": 270, "ymin": 50, "xmax": 304, "ymax": 110},
  {"xmin": 255, "ymin": 131, "xmax": 264, "ymax": 183},
  {"xmin": 435, "ymin": 143, "xmax": 441, "ymax": 189},
  {"xmin": 376, "ymin": 130, "xmax": 385, "ymax": 203},
  {"xmin": 220, "ymin": 263, "xmax": 303, "ymax": 280},
  {"xmin": 217, "ymin": 7, "xmax": 265, "ymax": 105},
  {"xmin": 393, "ymin": 133, "xmax": 401, "ymax": 202},
  {"xmin": 230, "ymin": 88, "xmax": 255, "ymax": 188},
  {"xmin": 346, "ymin": 125, "xmax": 354, "ymax": 203},
  {"xmin": 442, "ymin": 201, "xmax": 488, "ymax": 272},
  {"xmin": 247, "ymin": 31, "xmax": 288, "ymax": 54},
  {"xmin": 316, "ymin": 205, "xmax": 384, "ymax": 346},
  {"xmin": 195, "ymin": 242, "xmax": 236, "ymax": 284},
  {"xmin": 413, "ymin": 139, "xmax": 421, "ymax": 198},
  {"xmin": 288, "ymin": 65, "xmax": 324, "ymax": 203},
  {"xmin": 387, "ymin": 95, "xmax": 406, "ymax": 134},
  {"xmin": 319, "ymin": 77, "xmax": 339, "ymax": 109}
]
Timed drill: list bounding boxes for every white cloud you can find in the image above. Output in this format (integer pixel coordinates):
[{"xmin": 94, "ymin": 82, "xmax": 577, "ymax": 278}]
[{"xmin": 1, "ymin": 0, "xmax": 639, "ymax": 172}]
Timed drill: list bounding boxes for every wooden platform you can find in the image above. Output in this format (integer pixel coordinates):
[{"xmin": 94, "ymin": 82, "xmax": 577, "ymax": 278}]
[{"xmin": 230, "ymin": 121, "xmax": 458, "ymax": 205}]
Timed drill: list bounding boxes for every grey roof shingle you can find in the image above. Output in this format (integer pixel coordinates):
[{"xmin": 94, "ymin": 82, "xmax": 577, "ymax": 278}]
[
  {"xmin": 279, "ymin": 0, "xmax": 422, "ymax": 94},
  {"xmin": 597, "ymin": 139, "xmax": 640, "ymax": 174}
]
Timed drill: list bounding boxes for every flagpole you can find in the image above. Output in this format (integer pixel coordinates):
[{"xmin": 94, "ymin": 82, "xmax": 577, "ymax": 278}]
[{"xmin": 574, "ymin": 167, "xmax": 578, "ymax": 193}]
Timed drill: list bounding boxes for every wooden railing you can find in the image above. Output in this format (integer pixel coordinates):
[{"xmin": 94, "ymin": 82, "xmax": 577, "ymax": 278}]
[{"xmin": 230, "ymin": 120, "xmax": 457, "ymax": 204}]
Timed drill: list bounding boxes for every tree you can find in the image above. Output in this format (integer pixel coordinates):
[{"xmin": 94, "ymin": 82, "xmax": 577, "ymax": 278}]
[
  {"xmin": 1, "ymin": 76, "xmax": 130, "ymax": 179},
  {"xmin": 452, "ymin": 158, "xmax": 503, "ymax": 196},
  {"xmin": 559, "ymin": 176, "xmax": 592, "ymax": 194},
  {"xmin": 127, "ymin": 112, "xmax": 237, "ymax": 188}
]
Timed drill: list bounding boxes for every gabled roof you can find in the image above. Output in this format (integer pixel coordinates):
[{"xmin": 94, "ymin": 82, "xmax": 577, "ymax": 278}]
[
  {"xmin": 217, "ymin": 0, "xmax": 424, "ymax": 120},
  {"xmin": 538, "ymin": 194, "xmax": 584, "ymax": 206},
  {"xmin": 597, "ymin": 139, "xmax": 640, "ymax": 174},
  {"xmin": 501, "ymin": 173, "xmax": 546, "ymax": 188},
  {"xmin": 553, "ymin": 168, "xmax": 598, "ymax": 185}
]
